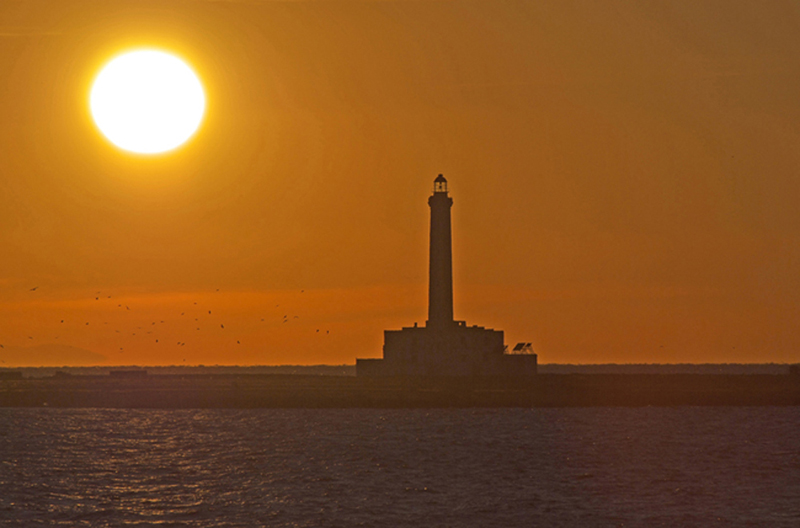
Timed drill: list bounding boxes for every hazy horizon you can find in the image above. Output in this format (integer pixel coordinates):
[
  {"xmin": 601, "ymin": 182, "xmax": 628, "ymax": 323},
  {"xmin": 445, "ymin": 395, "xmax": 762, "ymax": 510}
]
[{"xmin": 2, "ymin": 363, "xmax": 795, "ymax": 379}]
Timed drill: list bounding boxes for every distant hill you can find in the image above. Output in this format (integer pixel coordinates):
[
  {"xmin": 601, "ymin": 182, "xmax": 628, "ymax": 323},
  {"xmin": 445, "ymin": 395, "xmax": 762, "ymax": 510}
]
[
  {"xmin": 0, "ymin": 364, "xmax": 354, "ymax": 378},
  {"xmin": 0, "ymin": 344, "xmax": 108, "ymax": 367},
  {"xmin": 537, "ymin": 364, "xmax": 794, "ymax": 375}
]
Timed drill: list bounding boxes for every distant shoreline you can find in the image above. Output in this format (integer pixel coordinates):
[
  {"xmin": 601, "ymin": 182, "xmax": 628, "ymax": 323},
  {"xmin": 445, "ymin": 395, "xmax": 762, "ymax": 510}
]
[
  {"xmin": 0, "ymin": 363, "xmax": 797, "ymax": 378},
  {"xmin": 2, "ymin": 367, "xmax": 799, "ymax": 408}
]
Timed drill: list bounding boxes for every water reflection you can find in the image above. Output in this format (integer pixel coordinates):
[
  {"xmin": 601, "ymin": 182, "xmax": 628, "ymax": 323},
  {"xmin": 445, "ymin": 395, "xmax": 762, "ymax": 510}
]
[{"xmin": 1, "ymin": 408, "xmax": 799, "ymax": 526}]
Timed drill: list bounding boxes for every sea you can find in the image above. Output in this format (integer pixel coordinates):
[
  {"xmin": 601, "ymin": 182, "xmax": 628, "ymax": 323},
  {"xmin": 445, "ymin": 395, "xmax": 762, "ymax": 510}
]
[{"xmin": 1, "ymin": 407, "xmax": 799, "ymax": 527}]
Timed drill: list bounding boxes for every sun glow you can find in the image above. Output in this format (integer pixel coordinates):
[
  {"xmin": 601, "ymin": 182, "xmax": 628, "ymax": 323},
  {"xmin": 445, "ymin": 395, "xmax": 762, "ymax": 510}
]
[{"xmin": 90, "ymin": 50, "xmax": 205, "ymax": 154}]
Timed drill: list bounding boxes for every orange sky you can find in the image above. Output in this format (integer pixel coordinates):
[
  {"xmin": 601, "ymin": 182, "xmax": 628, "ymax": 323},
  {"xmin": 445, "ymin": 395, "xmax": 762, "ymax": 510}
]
[{"xmin": 1, "ymin": 1, "xmax": 799, "ymax": 366}]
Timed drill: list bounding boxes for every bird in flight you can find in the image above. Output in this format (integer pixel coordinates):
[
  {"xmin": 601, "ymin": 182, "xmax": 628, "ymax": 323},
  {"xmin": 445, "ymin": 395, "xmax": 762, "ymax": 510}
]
[{"xmin": 30, "ymin": 287, "xmax": 38, "ymax": 291}]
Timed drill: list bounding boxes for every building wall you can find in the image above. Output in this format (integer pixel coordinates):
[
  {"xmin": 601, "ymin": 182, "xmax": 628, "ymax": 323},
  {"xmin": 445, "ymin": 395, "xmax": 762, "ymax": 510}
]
[{"xmin": 376, "ymin": 324, "xmax": 511, "ymax": 376}]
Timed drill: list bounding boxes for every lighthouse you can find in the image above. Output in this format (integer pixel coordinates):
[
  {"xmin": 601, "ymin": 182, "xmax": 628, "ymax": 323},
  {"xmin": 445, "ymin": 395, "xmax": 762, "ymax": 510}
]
[
  {"xmin": 427, "ymin": 174, "xmax": 454, "ymax": 328},
  {"xmin": 356, "ymin": 175, "xmax": 537, "ymax": 378}
]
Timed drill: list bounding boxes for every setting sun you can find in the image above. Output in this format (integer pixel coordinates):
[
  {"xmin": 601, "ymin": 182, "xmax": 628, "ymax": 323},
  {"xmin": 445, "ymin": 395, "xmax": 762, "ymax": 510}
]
[{"xmin": 90, "ymin": 50, "xmax": 205, "ymax": 154}]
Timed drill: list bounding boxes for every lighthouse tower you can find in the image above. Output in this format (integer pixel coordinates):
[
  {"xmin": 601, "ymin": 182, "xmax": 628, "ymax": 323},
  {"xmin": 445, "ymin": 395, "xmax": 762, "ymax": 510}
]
[
  {"xmin": 356, "ymin": 175, "xmax": 537, "ymax": 378},
  {"xmin": 427, "ymin": 174, "xmax": 454, "ymax": 328}
]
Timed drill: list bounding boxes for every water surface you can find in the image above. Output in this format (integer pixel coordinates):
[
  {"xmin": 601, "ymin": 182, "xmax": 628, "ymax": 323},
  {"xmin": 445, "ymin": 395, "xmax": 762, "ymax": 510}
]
[{"xmin": 1, "ymin": 408, "xmax": 799, "ymax": 526}]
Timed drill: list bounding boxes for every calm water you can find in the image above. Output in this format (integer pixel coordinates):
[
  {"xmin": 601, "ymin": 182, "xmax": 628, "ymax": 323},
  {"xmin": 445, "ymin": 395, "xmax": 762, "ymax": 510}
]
[{"xmin": 1, "ymin": 408, "xmax": 799, "ymax": 527}]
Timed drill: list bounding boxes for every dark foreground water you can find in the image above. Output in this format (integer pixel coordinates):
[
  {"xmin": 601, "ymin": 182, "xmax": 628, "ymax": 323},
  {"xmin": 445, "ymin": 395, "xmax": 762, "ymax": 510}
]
[{"xmin": 1, "ymin": 408, "xmax": 799, "ymax": 527}]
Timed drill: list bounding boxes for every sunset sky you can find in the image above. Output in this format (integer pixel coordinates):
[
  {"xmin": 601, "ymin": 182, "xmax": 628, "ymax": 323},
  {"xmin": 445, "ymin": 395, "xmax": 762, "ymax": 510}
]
[{"xmin": 1, "ymin": 1, "xmax": 799, "ymax": 366}]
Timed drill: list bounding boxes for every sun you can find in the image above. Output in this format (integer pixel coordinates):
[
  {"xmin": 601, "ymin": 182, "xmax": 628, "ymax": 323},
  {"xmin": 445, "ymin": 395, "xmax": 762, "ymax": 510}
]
[{"xmin": 90, "ymin": 50, "xmax": 206, "ymax": 154}]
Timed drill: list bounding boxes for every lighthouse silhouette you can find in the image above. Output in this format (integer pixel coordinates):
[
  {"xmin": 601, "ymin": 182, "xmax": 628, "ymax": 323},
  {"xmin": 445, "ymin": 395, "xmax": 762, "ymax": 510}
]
[
  {"xmin": 428, "ymin": 174, "xmax": 454, "ymax": 328},
  {"xmin": 356, "ymin": 175, "xmax": 538, "ymax": 378}
]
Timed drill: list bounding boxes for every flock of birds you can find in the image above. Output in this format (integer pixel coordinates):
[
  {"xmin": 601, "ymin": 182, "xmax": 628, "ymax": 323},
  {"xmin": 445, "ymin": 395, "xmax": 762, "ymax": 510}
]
[{"xmin": 0, "ymin": 286, "xmax": 331, "ymax": 361}]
